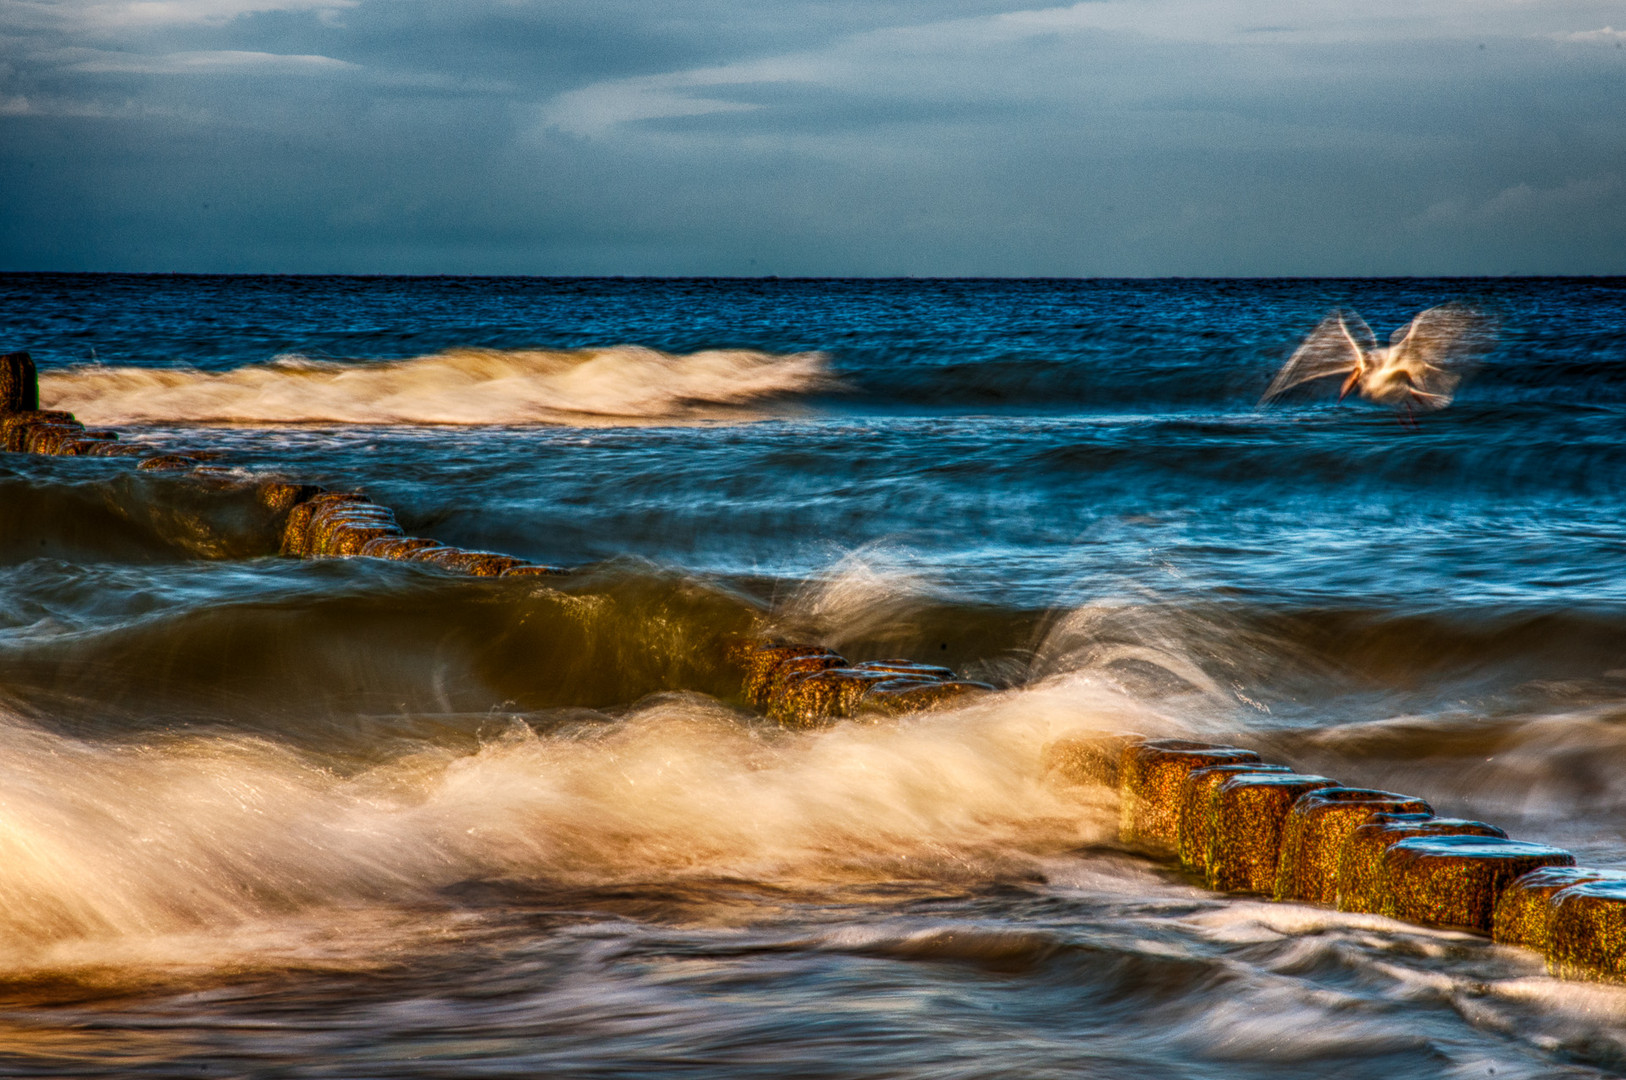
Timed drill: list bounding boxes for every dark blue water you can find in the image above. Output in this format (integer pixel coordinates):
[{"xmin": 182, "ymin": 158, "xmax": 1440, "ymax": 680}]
[
  {"xmin": 2, "ymin": 273, "xmax": 1626, "ymax": 1078},
  {"xmin": 9, "ymin": 273, "xmax": 1626, "ymax": 403}
]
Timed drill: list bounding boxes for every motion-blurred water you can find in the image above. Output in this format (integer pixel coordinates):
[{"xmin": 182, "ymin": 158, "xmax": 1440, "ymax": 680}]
[{"xmin": 2, "ymin": 273, "xmax": 1625, "ymax": 1078}]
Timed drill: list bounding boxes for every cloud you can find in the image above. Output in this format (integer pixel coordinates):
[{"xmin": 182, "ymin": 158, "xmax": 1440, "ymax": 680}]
[
  {"xmin": 0, "ymin": 89, "xmax": 205, "ymax": 117},
  {"xmin": 538, "ymin": 0, "xmax": 1558, "ymax": 140},
  {"xmin": 1558, "ymin": 26, "xmax": 1626, "ymax": 43},
  {"xmin": 1421, "ymin": 175, "xmax": 1622, "ymax": 224},
  {"xmin": 545, "ymin": 77, "xmax": 766, "ymax": 136},
  {"xmin": 539, "ymin": 3, "xmax": 1114, "ymax": 137},
  {"xmin": 0, "ymin": 0, "xmax": 358, "ymax": 30},
  {"xmin": 65, "ymin": 49, "xmax": 357, "ymax": 74},
  {"xmin": 3, "ymin": 0, "xmax": 1624, "ymax": 274}
]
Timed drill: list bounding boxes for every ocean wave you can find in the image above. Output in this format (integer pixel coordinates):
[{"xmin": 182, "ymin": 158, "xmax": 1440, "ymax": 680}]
[
  {"xmin": 38, "ymin": 346, "xmax": 834, "ymax": 426},
  {"xmin": 0, "ymin": 685, "xmax": 1125, "ymax": 972},
  {"xmin": 10, "ymin": 500, "xmax": 1626, "ymax": 722}
]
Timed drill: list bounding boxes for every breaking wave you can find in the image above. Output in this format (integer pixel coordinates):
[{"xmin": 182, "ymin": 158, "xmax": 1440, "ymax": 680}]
[
  {"xmin": 0, "ymin": 686, "xmax": 1128, "ymax": 974},
  {"xmin": 39, "ymin": 346, "xmax": 834, "ymax": 426}
]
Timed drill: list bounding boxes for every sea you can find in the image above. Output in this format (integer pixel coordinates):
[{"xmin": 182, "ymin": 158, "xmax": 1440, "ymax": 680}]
[{"xmin": 1, "ymin": 273, "xmax": 1625, "ymax": 1078}]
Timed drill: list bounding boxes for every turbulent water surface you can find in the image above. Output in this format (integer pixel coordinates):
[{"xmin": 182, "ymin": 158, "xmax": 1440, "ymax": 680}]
[{"xmin": 2, "ymin": 273, "xmax": 1626, "ymax": 1077}]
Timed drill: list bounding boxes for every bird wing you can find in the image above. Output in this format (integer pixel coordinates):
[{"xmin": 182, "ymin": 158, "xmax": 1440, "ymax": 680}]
[
  {"xmin": 1387, "ymin": 304, "xmax": 1495, "ymax": 399},
  {"xmin": 1342, "ymin": 309, "xmax": 1378, "ymax": 353},
  {"xmin": 1259, "ymin": 309, "xmax": 1368, "ymax": 404}
]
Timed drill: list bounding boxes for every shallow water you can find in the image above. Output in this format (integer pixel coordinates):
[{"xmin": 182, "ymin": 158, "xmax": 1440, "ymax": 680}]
[{"xmin": 2, "ymin": 273, "xmax": 1626, "ymax": 1077}]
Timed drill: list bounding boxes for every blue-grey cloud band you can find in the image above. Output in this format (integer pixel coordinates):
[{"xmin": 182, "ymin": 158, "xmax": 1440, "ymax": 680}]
[{"xmin": 1, "ymin": 0, "xmax": 1622, "ymax": 274}]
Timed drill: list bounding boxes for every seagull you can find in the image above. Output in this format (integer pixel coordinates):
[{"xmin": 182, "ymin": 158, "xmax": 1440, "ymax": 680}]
[{"xmin": 1260, "ymin": 304, "xmax": 1494, "ymax": 413}]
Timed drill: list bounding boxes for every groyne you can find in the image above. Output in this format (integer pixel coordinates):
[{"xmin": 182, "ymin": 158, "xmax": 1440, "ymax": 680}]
[
  {"xmin": 2, "ymin": 349, "xmax": 989, "ymax": 719},
  {"xmin": 3, "ymin": 350, "xmax": 569, "ymax": 574},
  {"xmin": 5, "ymin": 348, "xmax": 1626, "ymax": 983}
]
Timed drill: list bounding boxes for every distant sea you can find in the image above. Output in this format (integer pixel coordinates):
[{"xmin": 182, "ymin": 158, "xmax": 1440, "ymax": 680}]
[{"xmin": 2, "ymin": 273, "xmax": 1625, "ymax": 1078}]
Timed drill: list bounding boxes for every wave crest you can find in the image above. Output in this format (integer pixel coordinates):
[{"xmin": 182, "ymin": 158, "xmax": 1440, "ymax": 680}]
[
  {"xmin": 0, "ymin": 688, "xmax": 1128, "ymax": 972},
  {"xmin": 39, "ymin": 345, "xmax": 833, "ymax": 426}
]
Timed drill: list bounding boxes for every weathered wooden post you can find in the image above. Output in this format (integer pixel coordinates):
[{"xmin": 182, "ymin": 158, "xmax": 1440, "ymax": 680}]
[{"xmin": 0, "ymin": 351, "xmax": 38, "ymax": 413}]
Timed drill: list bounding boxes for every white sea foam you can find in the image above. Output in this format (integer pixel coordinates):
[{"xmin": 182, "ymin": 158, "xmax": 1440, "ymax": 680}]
[
  {"xmin": 778, "ymin": 548, "xmax": 957, "ymax": 652},
  {"xmin": 38, "ymin": 345, "xmax": 833, "ymax": 426},
  {"xmin": 1029, "ymin": 596, "xmax": 1258, "ymax": 728},
  {"xmin": 0, "ymin": 681, "xmax": 1145, "ymax": 973}
]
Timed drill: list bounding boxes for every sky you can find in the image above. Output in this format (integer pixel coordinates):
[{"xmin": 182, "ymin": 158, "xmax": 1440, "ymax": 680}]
[{"xmin": 0, "ymin": 0, "xmax": 1623, "ymax": 276}]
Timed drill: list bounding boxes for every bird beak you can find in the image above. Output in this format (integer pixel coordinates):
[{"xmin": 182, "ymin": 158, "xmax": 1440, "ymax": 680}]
[{"xmin": 1338, "ymin": 370, "xmax": 1360, "ymax": 402}]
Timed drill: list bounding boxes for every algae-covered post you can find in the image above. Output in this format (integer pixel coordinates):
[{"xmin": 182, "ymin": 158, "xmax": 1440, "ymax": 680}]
[
  {"xmin": 1176, "ymin": 763, "xmax": 1292, "ymax": 875},
  {"xmin": 725, "ymin": 638, "xmax": 989, "ymax": 728},
  {"xmin": 1334, "ymin": 814, "xmax": 1508, "ymax": 915},
  {"xmin": 1381, "ymin": 835, "xmax": 1574, "ymax": 933},
  {"xmin": 1493, "ymin": 867, "xmax": 1626, "ymax": 951},
  {"xmin": 1273, "ymin": 788, "xmax": 1432, "ymax": 905},
  {"xmin": 0, "ymin": 351, "xmax": 38, "ymax": 413},
  {"xmin": 1118, "ymin": 740, "xmax": 1262, "ymax": 852},
  {"xmin": 1204, "ymin": 772, "xmax": 1337, "ymax": 894},
  {"xmin": 1040, "ymin": 731, "xmax": 1146, "ymax": 790},
  {"xmin": 1548, "ymin": 881, "xmax": 1626, "ymax": 982}
]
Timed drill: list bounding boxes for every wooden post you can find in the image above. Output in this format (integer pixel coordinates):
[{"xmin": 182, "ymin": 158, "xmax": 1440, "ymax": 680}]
[{"xmin": 0, "ymin": 351, "xmax": 38, "ymax": 413}]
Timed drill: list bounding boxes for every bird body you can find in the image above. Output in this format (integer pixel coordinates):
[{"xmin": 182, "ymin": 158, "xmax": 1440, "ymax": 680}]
[{"xmin": 1261, "ymin": 304, "xmax": 1493, "ymax": 412}]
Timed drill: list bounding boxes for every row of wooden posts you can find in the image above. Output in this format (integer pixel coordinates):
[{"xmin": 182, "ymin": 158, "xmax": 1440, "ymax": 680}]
[
  {"xmin": 1043, "ymin": 733, "xmax": 1626, "ymax": 983},
  {"xmin": 5, "ymin": 348, "xmax": 1625, "ymax": 982},
  {"xmin": 1, "ymin": 349, "xmax": 990, "ymax": 726}
]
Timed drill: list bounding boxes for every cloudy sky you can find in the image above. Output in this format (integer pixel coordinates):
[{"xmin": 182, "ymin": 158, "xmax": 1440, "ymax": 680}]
[{"xmin": 1, "ymin": 0, "xmax": 1622, "ymax": 275}]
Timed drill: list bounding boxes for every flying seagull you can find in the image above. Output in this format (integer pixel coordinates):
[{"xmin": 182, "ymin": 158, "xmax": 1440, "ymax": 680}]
[{"xmin": 1261, "ymin": 304, "xmax": 1494, "ymax": 412}]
